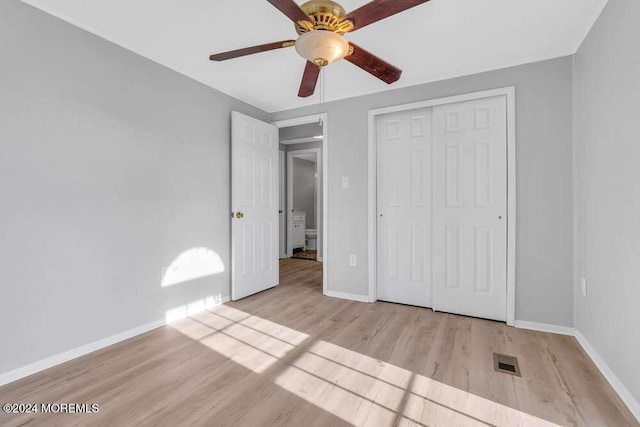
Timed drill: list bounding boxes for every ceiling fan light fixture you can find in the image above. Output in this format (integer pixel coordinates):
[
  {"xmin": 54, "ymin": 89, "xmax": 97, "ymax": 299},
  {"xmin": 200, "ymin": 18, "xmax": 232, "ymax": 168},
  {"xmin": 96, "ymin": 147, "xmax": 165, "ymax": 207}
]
[{"xmin": 295, "ymin": 30, "xmax": 349, "ymax": 67}]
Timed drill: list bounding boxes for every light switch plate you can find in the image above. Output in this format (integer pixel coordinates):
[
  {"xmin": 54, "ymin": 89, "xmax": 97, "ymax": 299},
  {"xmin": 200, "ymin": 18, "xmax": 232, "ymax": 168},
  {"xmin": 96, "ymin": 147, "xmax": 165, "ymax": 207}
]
[
  {"xmin": 349, "ymin": 254, "xmax": 357, "ymax": 266},
  {"xmin": 581, "ymin": 277, "xmax": 588, "ymax": 296}
]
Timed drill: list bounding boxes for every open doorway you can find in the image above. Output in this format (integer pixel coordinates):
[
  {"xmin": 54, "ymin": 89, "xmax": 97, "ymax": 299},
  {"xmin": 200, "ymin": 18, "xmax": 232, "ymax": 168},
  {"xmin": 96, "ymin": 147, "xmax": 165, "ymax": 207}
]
[
  {"xmin": 287, "ymin": 148, "xmax": 321, "ymax": 261},
  {"xmin": 274, "ymin": 115, "xmax": 327, "ymax": 295}
]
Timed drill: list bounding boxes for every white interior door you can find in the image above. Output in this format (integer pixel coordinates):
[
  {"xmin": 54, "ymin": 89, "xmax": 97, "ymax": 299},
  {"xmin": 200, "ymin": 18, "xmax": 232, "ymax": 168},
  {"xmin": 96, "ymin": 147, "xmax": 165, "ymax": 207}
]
[
  {"xmin": 431, "ymin": 95, "xmax": 508, "ymax": 321},
  {"xmin": 376, "ymin": 108, "xmax": 432, "ymax": 307},
  {"xmin": 231, "ymin": 111, "xmax": 279, "ymax": 300}
]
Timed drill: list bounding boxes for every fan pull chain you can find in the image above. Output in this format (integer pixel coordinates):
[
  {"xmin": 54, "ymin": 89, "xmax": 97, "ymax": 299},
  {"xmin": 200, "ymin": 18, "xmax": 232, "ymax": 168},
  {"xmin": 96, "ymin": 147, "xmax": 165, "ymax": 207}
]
[{"xmin": 318, "ymin": 66, "xmax": 325, "ymax": 126}]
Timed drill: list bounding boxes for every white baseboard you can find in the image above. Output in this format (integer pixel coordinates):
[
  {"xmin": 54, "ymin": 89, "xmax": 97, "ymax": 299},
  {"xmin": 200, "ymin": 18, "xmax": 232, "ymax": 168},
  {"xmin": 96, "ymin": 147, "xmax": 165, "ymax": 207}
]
[
  {"xmin": 0, "ymin": 295, "xmax": 232, "ymax": 388},
  {"xmin": 324, "ymin": 290, "xmax": 371, "ymax": 303},
  {"xmin": 515, "ymin": 320, "xmax": 639, "ymax": 422},
  {"xmin": 514, "ymin": 320, "xmax": 576, "ymax": 336},
  {"xmin": 574, "ymin": 331, "xmax": 640, "ymax": 422},
  {"xmin": 0, "ymin": 319, "xmax": 165, "ymax": 387}
]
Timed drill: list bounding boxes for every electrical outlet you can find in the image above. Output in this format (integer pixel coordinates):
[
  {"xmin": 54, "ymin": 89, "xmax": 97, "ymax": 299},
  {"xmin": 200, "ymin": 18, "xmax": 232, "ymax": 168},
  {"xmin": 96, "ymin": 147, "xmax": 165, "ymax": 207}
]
[
  {"xmin": 349, "ymin": 254, "xmax": 357, "ymax": 266},
  {"xmin": 581, "ymin": 277, "xmax": 588, "ymax": 296}
]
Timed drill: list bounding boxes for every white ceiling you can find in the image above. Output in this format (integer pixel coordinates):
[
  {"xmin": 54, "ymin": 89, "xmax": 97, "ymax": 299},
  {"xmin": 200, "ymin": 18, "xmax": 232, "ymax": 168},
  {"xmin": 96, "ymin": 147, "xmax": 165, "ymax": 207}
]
[{"xmin": 23, "ymin": 0, "xmax": 607, "ymax": 113}]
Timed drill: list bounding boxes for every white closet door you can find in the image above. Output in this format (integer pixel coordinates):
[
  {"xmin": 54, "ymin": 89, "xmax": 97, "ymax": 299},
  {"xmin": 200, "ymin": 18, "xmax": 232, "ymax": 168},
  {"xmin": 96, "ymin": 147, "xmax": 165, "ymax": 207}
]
[
  {"xmin": 231, "ymin": 111, "xmax": 279, "ymax": 301},
  {"xmin": 376, "ymin": 108, "xmax": 432, "ymax": 307},
  {"xmin": 431, "ymin": 96, "xmax": 508, "ymax": 321}
]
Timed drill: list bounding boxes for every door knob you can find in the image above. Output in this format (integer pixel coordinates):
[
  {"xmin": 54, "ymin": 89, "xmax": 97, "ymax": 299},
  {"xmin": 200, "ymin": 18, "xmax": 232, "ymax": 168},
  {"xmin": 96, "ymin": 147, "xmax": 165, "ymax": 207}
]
[
  {"xmin": 279, "ymin": 209, "xmax": 283, "ymax": 214},
  {"xmin": 236, "ymin": 212, "xmax": 244, "ymax": 219}
]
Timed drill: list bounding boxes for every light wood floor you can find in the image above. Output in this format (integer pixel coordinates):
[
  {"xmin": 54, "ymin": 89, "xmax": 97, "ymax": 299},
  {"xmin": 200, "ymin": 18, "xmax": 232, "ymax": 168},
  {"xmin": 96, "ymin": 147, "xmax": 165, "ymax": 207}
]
[{"xmin": 1, "ymin": 259, "xmax": 637, "ymax": 426}]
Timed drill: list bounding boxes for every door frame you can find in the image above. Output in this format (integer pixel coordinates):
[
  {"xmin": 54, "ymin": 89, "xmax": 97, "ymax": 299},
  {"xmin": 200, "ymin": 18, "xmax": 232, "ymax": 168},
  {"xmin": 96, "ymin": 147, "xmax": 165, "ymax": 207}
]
[
  {"xmin": 287, "ymin": 148, "xmax": 322, "ymax": 260},
  {"xmin": 367, "ymin": 87, "xmax": 517, "ymax": 326},
  {"xmin": 273, "ymin": 114, "xmax": 329, "ymax": 296},
  {"xmin": 279, "ymin": 150, "xmax": 286, "ymax": 258}
]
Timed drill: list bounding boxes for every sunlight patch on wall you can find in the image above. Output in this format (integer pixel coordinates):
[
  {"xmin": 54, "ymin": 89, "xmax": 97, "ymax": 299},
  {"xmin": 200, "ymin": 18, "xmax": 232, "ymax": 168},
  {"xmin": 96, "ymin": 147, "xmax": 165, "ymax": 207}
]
[{"xmin": 161, "ymin": 247, "xmax": 225, "ymax": 287}]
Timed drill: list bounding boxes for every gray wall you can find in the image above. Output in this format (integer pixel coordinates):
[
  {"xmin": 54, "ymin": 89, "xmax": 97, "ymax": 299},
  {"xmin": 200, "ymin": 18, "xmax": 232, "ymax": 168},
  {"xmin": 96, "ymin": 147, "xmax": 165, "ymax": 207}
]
[
  {"xmin": 272, "ymin": 57, "xmax": 575, "ymax": 326},
  {"xmin": 283, "ymin": 141, "xmax": 324, "ymax": 152},
  {"xmin": 280, "ymin": 122, "xmax": 323, "ymax": 141},
  {"xmin": 292, "ymin": 158, "xmax": 317, "ymax": 229},
  {"xmin": 574, "ymin": 0, "xmax": 640, "ymax": 406},
  {"xmin": 0, "ymin": 0, "xmax": 268, "ymax": 374}
]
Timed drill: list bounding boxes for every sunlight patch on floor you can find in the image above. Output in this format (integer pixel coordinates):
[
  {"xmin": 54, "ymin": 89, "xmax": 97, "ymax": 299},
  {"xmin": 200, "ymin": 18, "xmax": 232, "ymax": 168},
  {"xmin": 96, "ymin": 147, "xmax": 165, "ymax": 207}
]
[
  {"xmin": 407, "ymin": 375, "xmax": 559, "ymax": 427},
  {"xmin": 168, "ymin": 304, "xmax": 560, "ymax": 426},
  {"xmin": 275, "ymin": 365, "xmax": 398, "ymax": 426},
  {"xmin": 239, "ymin": 313, "xmax": 308, "ymax": 346},
  {"xmin": 211, "ymin": 304, "xmax": 253, "ymax": 322},
  {"xmin": 292, "ymin": 351, "xmax": 406, "ymax": 410},
  {"xmin": 277, "ymin": 340, "xmax": 562, "ymax": 427},
  {"xmin": 220, "ymin": 322, "xmax": 296, "ymax": 359},
  {"xmin": 169, "ymin": 316, "xmax": 220, "ymax": 341},
  {"xmin": 167, "ymin": 303, "xmax": 309, "ymax": 374},
  {"xmin": 199, "ymin": 331, "xmax": 280, "ymax": 373},
  {"xmin": 308, "ymin": 340, "xmax": 413, "ymax": 389},
  {"xmin": 190, "ymin": 309, "xmax": 236, "ymax": 331},
  {"xmin": 165, "ymin": 294, "xmax": 227, "ymax": 324}
]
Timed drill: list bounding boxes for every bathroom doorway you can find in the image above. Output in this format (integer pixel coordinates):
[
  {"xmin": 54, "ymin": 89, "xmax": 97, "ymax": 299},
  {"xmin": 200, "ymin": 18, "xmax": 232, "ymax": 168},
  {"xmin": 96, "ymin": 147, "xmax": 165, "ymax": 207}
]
[
  {"xmin": 277, "ymin": 121, "xmax": 324, "ymax": 262},
  {"xmin": 287, "ymin": 148, "xmax": 321, "ymax": 261},
  {"xmin": 275, "ymin": 115, "xmax": 327, "ymax": 296}
]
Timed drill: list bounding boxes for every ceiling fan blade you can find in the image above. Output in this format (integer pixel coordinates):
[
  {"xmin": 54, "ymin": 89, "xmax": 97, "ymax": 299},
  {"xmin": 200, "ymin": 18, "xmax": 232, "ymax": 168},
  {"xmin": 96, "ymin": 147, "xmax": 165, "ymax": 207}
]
[
  {"xmin": 209, "ymin": 40, "xmax": 295, "ymax": 61},
  {"xmin": 342, "ymin": 0, "xmax": 430, "ymax": 31},
  {"xmin": 298, "ymin": 61, "xmax": 320, "ymax": 97},
  {"xmin": 345, "ymin": 42, "xmax": 402, "ymax": 84},
  {"xmin": 266, "ymin": 0, "xmax": 312, "ymax": 24}
]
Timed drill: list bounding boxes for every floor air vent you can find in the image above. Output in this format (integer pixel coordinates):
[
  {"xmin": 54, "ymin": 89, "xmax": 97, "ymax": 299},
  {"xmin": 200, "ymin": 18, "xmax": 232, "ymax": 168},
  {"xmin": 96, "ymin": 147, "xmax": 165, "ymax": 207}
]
[{"xmin": 493, "ymin": 353, "xmax": 521, "ymax": 377}]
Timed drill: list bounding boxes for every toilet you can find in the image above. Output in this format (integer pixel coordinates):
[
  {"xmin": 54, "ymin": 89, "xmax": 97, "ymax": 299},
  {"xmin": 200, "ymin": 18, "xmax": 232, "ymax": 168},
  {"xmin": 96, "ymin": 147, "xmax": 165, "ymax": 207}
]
[{"xmin": 305, "ymin": 229, "xmax": 317, "ymax": 250}]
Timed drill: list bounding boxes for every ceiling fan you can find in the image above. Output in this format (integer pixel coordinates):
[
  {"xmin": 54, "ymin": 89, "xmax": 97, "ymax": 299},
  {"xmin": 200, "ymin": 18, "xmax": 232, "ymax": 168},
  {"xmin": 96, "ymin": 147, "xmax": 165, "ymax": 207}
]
[{"xmin": 209, "ymin": 0, "xmax": 430, "ymax": 97}]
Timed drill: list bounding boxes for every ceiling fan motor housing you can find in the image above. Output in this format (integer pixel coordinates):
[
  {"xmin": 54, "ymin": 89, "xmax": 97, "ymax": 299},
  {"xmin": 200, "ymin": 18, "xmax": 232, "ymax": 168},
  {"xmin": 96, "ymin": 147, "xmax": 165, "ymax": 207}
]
[{"xmin": 295, "ymin": 0, "xmax": 355, "ymax": 35}]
